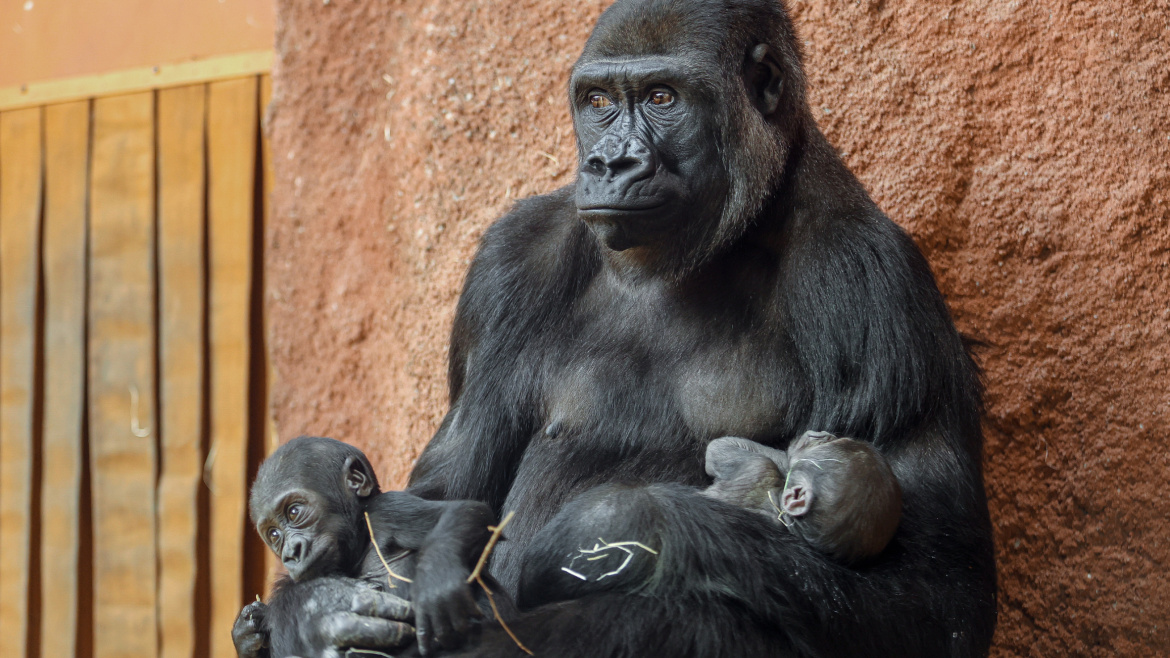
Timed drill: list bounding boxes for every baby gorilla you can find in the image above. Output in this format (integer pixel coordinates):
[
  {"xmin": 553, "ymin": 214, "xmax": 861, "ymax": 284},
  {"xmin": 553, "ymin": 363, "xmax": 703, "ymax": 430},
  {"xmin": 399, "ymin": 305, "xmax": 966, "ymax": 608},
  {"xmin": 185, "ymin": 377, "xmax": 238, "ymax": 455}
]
[
  {"xmin": 704, "ymin": 431, "xmax": 902, "ymax": 564},
  {"xmin": 233, "ymin": 436, "xmax": 500, "ymax": 657}
]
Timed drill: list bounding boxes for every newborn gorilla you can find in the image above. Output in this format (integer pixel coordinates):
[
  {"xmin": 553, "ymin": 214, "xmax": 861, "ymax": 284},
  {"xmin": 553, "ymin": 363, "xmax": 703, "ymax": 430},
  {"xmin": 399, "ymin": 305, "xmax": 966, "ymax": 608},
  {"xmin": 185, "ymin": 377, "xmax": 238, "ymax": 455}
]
[
  {"xmin": 231, "ymin": 437, "xmax": 507, "ymax": 658},
  {"xmin": 704, "ymin": 431, "xmax": 903, "ymax": 564}
]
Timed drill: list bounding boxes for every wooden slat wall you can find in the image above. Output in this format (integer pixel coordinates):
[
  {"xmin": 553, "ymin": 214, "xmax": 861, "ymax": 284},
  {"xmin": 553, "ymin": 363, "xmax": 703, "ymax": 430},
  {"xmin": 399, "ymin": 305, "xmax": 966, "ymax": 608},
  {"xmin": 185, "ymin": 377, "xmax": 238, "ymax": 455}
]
[
  {"xmin": 207, "ymin": 77, "xmax": 258, "ymax": 658},
  {"xmin": 0, "ymin": 105, "xmax": 44, "ymax": 658},
  {"xmin": 157, "ymin": 84, "xmax": 207, "ymax": 658},
  {"xmin": 89, "ymin": 91, "xmax": 160, "ymax": 658},
  {"xmin": 0, "ymin": 72, "xmax": 272, "ymax": 658},
  {"xmin": 40, "ymin": 99, "xmax": 90, "ymax": 658}
]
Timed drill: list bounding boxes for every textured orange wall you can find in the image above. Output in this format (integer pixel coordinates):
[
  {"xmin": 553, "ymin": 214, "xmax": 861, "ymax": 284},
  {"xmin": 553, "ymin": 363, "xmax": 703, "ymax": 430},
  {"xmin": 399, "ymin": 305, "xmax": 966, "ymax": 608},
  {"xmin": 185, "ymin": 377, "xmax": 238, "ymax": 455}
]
[
  {"xmin": 0, "ymin": 0, "xmax": 273, "ymax": 87},
  {"xmin": 265, "ymin": 1, "xmax": 1169, "ymax": 655}
]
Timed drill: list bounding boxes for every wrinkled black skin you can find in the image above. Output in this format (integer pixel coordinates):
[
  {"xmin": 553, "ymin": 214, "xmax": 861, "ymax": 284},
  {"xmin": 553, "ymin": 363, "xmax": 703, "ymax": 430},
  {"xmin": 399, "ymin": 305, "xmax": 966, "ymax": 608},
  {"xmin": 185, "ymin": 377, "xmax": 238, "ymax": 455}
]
[
  {"xmin": 231, "ymin": 437, "xmax": 498, "ymax": 658},
  {"xmin": 278, "ymin": 0, "xmax": 997, "ymax": 656}
]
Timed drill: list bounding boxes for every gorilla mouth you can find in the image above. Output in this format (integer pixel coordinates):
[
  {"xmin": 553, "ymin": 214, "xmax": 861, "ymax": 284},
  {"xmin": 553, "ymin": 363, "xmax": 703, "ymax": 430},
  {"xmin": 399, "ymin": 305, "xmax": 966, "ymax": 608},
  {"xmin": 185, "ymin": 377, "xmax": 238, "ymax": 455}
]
[
  {"xmin": 287, "ymin": 539, "xmax": 339, "ymax": 582},
  {"xmin": 577, "ymin": 201, "xmax": 668, "ymax": 214}
]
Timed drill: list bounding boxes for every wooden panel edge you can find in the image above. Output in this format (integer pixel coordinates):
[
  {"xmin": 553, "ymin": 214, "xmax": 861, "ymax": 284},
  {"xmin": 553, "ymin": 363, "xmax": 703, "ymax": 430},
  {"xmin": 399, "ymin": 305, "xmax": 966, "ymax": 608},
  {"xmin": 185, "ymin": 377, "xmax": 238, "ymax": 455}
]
[{"xmin": 0, "ymin": 50, "xmax": 273, "ymax": 112}]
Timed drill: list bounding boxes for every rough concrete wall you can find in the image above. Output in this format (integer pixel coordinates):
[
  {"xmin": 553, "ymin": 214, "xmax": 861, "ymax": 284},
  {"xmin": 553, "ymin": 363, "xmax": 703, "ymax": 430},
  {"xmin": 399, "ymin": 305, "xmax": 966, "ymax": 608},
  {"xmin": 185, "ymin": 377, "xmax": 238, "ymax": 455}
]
[{"xmin": 265, "ymin": 1, "xmax": 1169, "ymax": 655}]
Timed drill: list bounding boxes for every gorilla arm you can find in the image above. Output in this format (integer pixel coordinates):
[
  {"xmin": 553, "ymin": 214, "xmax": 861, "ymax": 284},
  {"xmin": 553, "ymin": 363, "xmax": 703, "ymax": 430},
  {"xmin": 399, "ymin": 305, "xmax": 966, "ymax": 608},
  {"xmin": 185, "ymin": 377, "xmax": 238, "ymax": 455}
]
[
  {"xmin": 408, "ymin": 190, "xmax": 592, "ymax": 511},
  {"xmin": 441, "ymin": 427, "xmax": 993, "ymax": 658}
]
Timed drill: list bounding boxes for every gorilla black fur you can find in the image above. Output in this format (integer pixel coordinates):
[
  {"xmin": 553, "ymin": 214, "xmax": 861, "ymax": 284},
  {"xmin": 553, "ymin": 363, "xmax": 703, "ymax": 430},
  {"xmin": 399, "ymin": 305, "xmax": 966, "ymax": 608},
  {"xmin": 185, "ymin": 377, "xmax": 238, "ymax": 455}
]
[{"xmin": 265, "ymin": 0, "xmax": 997, "ymax": 655}]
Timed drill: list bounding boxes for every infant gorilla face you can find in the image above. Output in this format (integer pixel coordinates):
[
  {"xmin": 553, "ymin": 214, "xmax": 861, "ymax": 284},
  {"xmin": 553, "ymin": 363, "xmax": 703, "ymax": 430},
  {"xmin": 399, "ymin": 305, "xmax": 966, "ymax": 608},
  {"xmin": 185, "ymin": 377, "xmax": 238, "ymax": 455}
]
[
  {"xmin": 704, "ymin": 432, "xmax": 902, "ymax": 564},
  {"xmin": 249, "ymin": 437, "xmax": 378, "ymax": 582}
]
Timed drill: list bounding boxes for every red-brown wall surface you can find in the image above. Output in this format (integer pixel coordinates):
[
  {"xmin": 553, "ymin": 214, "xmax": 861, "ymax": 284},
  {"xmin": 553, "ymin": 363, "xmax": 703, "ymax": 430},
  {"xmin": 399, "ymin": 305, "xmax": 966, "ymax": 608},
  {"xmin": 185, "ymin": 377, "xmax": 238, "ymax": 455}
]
[{"xmin": 265, "ymin": 1, "xmax": 1169, "ymax": 655}]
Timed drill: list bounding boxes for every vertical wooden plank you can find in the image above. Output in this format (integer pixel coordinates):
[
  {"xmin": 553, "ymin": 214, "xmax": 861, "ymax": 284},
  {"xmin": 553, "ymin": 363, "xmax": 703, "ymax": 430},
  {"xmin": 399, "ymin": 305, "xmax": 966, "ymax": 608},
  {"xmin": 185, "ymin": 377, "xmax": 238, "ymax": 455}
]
[
  {"xmin": 88, "ymin": 91, "xmax": 157, "ymax": 658},
  {"xmin": 40, "ymin": 99, "xmax": 89, "ymax": 658},
  {"xmin": 257, "ymin": 73, "xmax": 281, "ymax": 593},
  {"xmin": 0, "ymin": 106, "xmax": 43, "ymax": 658},
  {"xmin": 259, "ymin": 73, "xmax": 275, "ymax": 458},
  {"xmin": 156, "ymin": 84, "xmax": 206, "ymax": 658},
  {"xmin": 207, "ymin": 76, "xmax": 257, "ymax": 658}
]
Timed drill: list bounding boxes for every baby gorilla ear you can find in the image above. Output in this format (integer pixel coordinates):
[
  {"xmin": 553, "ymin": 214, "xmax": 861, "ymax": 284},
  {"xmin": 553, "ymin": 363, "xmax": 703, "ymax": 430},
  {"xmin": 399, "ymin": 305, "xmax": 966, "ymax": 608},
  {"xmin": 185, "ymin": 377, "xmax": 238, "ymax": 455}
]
[
  {"xmin": 343, "ymin": 456, "xmax": 376, "ymax": 498},
  {"xmin": 781, "ymin": 475, "xmax": 812, "ymax": 518}
]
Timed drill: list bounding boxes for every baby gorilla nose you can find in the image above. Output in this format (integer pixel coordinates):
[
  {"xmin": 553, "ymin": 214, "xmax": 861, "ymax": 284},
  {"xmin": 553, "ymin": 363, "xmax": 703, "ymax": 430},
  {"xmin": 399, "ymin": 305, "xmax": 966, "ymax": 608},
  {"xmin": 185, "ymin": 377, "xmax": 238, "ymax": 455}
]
[{"xmin": 282, "ymin": 535, "xmax": 309, "ymax": 573}]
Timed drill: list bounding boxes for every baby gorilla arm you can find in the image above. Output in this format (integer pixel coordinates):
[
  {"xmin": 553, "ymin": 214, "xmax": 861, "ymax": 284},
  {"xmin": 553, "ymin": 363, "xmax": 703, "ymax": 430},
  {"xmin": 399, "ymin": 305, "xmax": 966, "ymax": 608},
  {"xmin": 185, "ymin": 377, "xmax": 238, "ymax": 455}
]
[{"xmin": 702, "ymin": 436, "xmax": 789, "ymax": 514}]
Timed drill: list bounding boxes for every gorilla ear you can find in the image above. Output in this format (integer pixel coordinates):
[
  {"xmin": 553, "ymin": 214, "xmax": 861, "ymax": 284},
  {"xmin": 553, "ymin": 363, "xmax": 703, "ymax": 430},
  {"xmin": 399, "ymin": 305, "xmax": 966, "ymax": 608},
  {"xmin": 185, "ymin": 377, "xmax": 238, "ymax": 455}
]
[
  {"xmin": 745, "ymin": 44, "xmax": 783, "ymax": 116},
  {"xmin": 343, "ymin": 456, "xmax": 375, "ymax": 498},
  {"xmin": 781, "ymin": 481, "xmax": 811, "ymax": 517}
]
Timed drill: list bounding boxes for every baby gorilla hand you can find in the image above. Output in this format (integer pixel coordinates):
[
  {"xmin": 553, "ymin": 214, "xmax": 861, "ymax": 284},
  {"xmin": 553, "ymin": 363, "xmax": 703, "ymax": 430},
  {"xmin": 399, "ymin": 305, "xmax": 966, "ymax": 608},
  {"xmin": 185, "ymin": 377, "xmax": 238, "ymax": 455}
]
[
  {"xmin": 232, "ymin": 600, "xmax": 270, "ymax": 658},
  {"xmin": 412, "ymin": 552, "xmax": 483, "ymax": 655}
]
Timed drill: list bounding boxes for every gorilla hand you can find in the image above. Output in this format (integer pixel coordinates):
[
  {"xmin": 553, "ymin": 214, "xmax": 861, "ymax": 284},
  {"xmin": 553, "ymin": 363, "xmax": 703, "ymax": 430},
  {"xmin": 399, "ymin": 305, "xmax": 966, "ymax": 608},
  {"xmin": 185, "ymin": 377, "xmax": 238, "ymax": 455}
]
[
  {"xmin": 313, "ymin": 588, "xmax": 417, "ymax": 658},
  {"xmin": 232, "ymin": 600, "xmax": 270, "ymax": 658},
  {"xmin": 413, "ymin": 550, "xmax": 483, "ymax": 655}
]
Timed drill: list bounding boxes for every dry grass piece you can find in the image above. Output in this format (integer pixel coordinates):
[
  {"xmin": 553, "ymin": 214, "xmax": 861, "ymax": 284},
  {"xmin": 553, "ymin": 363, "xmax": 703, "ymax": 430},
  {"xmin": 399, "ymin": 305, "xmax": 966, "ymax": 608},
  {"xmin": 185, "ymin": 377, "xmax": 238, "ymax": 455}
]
[
  {"xmin": 466, "ymin": 512, "xmax": 532, "ymax": 655},
  {"xmin": 364, "ymin": 511, "xmax": 413, "ymax": 588}
]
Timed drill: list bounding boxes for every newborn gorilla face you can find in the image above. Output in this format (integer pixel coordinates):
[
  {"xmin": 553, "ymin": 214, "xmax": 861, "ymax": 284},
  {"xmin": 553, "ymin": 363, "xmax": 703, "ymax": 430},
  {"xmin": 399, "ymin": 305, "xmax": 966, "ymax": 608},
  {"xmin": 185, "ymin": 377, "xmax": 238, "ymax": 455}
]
[{"xmin": 780, "ymin": 432, "xmax": 903, "ymax": 564}]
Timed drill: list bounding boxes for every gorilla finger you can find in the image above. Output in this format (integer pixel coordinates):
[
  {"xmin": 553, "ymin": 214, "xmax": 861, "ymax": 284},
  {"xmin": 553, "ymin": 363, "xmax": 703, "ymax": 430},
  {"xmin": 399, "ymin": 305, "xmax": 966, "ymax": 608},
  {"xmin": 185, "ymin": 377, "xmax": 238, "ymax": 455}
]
[
  {"xmin": 234, "ymin": 600, "xmax": 268, "ymax": 630},
  {"xmin": 350, "ymin": 590, "xmax": 414, "ymax": 621},
  {"xmin": 430, "ymin": 607, "xmax": 458, "ymax": 650},
  {"xmin": 416, "ymin": 612, "xmax": 433, "ymax": 656},
  {"xmin": 450, "ymin": 593, "xmax": 481, "ymax": 636},
  {"xmin": 320, "ymin": 611, "xmax": 416, "ymax": 649}
]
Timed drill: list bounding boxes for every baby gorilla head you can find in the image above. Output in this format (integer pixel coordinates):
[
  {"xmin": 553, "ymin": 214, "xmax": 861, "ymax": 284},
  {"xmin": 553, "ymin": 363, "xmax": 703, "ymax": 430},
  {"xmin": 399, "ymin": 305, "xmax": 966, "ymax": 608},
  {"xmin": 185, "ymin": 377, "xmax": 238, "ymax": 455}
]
[
  {"xmin": 249, "ymin": 436, "xmax": 382, "ymax": 581},
  {"xmin": 704, "ymin": 432, "xmax": 902, "ymax": 564},
  {"xmin": 778, "ymin": 431, "xmax": 902, "ymax": 564}
]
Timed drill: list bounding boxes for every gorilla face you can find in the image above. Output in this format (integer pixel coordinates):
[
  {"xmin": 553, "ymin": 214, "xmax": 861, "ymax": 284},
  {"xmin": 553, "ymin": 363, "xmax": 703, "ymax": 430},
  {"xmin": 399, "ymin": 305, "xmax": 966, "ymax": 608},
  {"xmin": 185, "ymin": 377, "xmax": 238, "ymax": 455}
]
[{"xmin": 570, "ymin": 54, "xmax": 731, "ymax": 254}]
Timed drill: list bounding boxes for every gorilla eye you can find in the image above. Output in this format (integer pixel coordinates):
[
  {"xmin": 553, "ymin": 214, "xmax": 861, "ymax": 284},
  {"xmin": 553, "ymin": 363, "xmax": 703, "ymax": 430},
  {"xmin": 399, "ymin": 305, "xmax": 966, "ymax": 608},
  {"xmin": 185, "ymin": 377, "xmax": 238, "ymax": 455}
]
[
  {"xmin": 287, "ymin": 504, "xmax": 303, "ymax": 521},
  {"xmin": 589, "ymin": 93, "xmax": 612, "ymax": 109},
  {"xmin": 649, "ymin": 90, "xmax": 674, "ymax": 106},
  {"xmin": 267, "ymin": 528, "xmax": 281, "ymax": 544}
]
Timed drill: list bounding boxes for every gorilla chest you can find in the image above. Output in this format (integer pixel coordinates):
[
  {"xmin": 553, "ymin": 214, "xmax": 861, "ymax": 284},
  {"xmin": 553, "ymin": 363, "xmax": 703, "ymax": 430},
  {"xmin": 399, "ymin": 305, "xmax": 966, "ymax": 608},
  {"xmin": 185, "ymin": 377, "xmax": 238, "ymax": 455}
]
[{"xmin": 537, "ymin": 322, "xmax": 796, "ymax": 449}]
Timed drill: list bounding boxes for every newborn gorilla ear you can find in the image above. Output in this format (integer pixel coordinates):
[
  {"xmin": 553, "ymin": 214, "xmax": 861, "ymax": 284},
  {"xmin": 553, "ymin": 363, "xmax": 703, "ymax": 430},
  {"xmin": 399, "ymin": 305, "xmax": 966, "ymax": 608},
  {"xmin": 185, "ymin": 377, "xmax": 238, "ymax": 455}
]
[
  {"xmin": 781, "ymin": 474, "xmax": 812, "ymax": 517},
  {"xmin": 343, "ymin": 456, "xmax": 376, "ymax": 498}
]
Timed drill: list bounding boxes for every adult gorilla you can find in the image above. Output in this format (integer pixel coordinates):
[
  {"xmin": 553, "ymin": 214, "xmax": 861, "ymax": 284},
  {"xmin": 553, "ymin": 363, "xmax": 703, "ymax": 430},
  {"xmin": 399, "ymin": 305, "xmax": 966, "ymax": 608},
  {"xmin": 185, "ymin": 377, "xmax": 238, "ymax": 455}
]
[
  {"xmin": 411, "ymin": 0, "xmax": 997, "ymax": 654},
  {"xmin": 262, "ymin": 0, "xmax": 996, "ymax": 655}
]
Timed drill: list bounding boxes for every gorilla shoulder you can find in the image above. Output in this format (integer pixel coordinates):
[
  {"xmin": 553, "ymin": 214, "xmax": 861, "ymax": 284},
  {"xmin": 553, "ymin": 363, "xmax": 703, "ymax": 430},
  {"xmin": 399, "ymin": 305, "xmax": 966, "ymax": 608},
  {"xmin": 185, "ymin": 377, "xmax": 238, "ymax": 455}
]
[
  {"xmin": 479, "ymin": 186, "xmax": 581, "ymax": 262},
  {"xmin": 465, "ymin": 185, "xmax": 598, "ymax": 300}
]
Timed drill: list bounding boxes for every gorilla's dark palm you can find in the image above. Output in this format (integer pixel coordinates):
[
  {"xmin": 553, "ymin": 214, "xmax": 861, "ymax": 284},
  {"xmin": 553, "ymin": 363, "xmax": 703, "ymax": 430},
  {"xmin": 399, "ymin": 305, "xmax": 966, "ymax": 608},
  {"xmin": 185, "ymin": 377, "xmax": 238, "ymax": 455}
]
[
  {"xmin": 267, "ymin": 0, "xmax": 996, "ymax": 656},
  {"xmin": 232, "ymin": 437, "xmax": 494, "ymax": 657}
]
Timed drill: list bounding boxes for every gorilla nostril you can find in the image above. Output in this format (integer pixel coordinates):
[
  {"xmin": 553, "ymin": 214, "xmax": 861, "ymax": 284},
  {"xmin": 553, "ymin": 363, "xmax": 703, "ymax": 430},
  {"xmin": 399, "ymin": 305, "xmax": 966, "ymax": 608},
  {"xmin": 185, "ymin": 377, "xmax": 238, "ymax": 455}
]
[
  {"xmin": 584, "ymin": 135, "xmax": 656, "ymax": 181},
  {"xmin": 284, "ymin": 536, "xmax": 306, "ymax": 564},
  {"xmin": 607, "ymin": 154, "xmax": 642, "ymax": 174},
  {"xmin": 585, "ymin": 154, "xmax": 608, "ymax": 175}
]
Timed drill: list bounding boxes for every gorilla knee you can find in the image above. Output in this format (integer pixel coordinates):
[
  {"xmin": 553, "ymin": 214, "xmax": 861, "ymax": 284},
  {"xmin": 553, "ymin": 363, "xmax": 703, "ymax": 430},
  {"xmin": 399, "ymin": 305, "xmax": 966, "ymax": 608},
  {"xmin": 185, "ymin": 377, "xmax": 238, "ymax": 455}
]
[{"xmin": 518, "ymin": 485, "xmax": 665, "ymax": 607}]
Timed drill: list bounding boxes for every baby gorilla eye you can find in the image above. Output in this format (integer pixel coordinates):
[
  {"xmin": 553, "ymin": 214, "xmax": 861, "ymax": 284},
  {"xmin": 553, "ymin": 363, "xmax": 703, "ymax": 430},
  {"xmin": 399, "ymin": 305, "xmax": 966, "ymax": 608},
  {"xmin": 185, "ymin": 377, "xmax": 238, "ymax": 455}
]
[
  {"xmin": 649, "ymin": 90, "xmax": 674, "ymax": 105},
  {"xmin": 589, "ymin": 93, "xmax": 612, "ymax": 109},
  {"xmin": 267, "ymin": 528, "xmax": 280, "ymax": 544},
  {"xmin": 287, "ymin": 503, "xmax": 303, "ymax": 521}
]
